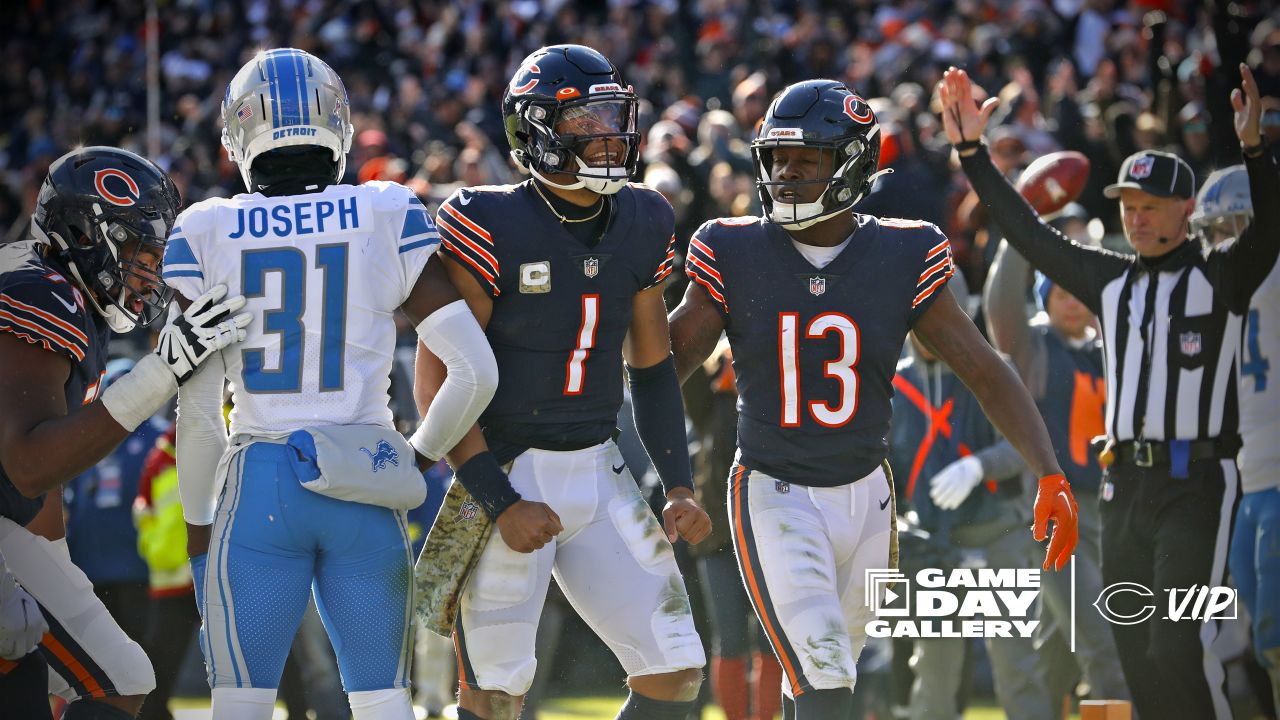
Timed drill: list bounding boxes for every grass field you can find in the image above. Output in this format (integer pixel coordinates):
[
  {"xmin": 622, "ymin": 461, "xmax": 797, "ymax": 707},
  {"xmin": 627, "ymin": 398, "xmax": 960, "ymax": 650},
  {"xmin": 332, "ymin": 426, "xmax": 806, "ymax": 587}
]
[{"xmin": 171, "ymin": 695, "xmax": 1044, "ymax": 719}]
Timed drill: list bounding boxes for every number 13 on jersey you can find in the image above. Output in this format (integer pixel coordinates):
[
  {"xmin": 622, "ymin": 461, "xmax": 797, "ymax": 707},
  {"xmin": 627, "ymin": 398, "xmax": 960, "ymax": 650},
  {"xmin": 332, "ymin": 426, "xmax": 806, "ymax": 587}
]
[{"xmin": 779, "ymin": 312, "xmax": 860, "ymax": 427}]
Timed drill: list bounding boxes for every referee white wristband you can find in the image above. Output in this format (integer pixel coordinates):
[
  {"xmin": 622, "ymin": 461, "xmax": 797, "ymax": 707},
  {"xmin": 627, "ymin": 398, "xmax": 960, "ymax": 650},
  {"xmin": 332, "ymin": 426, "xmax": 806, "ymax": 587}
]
[{"xmin": 100, "ymin": 353, "xmax": 179, "ymax": 432}]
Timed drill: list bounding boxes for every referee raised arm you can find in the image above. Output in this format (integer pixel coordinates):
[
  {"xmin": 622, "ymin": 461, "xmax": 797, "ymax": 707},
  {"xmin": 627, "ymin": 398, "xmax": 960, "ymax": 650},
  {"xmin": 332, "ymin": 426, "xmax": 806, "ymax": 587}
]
[{"xmin": 939, "ymin": 64, "xmax": 1277, "ymax": 720}]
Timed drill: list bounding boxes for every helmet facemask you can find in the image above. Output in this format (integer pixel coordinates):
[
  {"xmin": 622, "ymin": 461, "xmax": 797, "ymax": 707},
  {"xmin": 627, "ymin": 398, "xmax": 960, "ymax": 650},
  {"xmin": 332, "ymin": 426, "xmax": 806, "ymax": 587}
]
[
  {"xmin": 753, "ymin": 133, "xmax": 883, "ymax": 230},
  {"xmin": 516, "ymin": 94, "xmax": 639, "ymax": 195},
  {"xmin": 37, "ymin": 203, "xmax": 174, "ymax": 333}
]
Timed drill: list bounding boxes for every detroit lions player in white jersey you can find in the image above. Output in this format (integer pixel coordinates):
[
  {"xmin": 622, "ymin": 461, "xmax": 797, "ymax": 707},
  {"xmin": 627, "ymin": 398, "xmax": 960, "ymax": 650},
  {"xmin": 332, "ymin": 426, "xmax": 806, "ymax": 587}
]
[
  {"xmin": 163, "ymin": 49, "xmax": 498, "ymax": 720},
  {"xmin": 1195, "ymin": 165, "xmax": 1280, "ymax": 711}
]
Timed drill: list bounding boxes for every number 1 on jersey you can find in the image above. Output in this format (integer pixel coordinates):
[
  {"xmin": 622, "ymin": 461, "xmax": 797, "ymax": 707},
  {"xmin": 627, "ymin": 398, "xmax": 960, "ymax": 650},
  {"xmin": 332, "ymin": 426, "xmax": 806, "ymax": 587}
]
[
  {"xmin": 779, "ymin": 312, "xmax": 860, "ymax": 427},
  {"xmin": 564, "ymin": 294, "xmax": 600, "ymax": 395}
]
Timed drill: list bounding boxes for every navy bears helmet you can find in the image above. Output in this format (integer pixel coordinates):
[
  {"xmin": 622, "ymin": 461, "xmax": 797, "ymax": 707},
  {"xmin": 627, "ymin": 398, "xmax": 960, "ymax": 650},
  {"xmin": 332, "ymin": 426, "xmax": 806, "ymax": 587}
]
[
  {"xmin": 31, "ymin": 147, "xmax": 181, "ymax": 332},
  {"xmin": 502, "ymin": 44, "xmax": 639, "ymax": 195},
  {"xmin": 751, "ymin": 80, "xmax": 885, "ymax": 230}
]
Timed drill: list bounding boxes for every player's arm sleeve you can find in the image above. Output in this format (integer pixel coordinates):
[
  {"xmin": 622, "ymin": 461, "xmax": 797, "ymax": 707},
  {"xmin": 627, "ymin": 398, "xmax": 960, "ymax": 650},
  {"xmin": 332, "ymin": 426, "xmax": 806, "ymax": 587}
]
[
  {"xmin": 628, "ymin": 355, "xmax": 695, "ymax": 494},
  {"xmin": 684, "ymin": 223, "xmax": 729, "ymax": 319},
  {"xmin": 407, "ymin": 300, "xmax": 498, "ymax": 462},
  {"xmin": 435, "ymin": 192, "xmax": 501, "ymax": 298},
  {"xmin": 175, "ymin": 351, "xmax": 227, "ymax": 525},
  {"xmin": 959, "ymin": 145, "xmax": 1129, "ymax": 314},
  {"xmin": 161, "ymin": 216, "xmax": 207, "ymax": 303},
  {"xmin": 983, "ymin": 240, "xmax": 1048, "ymax": 398},
  {"xmin": 1211, "ymin": 150, "xmax": 1280, "ymax": 313},
  {"xmin": 0, "ymin": 281, "xmax": 89, "ymax": 364},
  {"xmin": 907, "ymin": 226, "xmax": 957, "ymax": 325},
  {"xmin": 395, "ymin": 194, "xmax": 443, "ymax": 302}
]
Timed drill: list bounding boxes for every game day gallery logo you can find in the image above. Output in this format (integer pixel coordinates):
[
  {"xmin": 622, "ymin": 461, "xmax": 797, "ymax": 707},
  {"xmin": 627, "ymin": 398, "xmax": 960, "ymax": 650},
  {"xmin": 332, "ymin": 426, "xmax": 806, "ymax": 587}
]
[
  {"xmin": 864, "ymin": 568, "xmax": 1041, "ymax": 639},
  {"xmin": 864, "ymin": 567, "xmax": 1239, "ymax": 643}
]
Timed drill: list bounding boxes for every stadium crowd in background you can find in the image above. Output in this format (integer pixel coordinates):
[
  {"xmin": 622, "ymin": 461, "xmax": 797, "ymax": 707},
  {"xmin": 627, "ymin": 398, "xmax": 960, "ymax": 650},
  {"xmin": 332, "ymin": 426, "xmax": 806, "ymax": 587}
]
[{"xmin": 3, "ymin": 1, "xmax": 1280, "ymax": 718}]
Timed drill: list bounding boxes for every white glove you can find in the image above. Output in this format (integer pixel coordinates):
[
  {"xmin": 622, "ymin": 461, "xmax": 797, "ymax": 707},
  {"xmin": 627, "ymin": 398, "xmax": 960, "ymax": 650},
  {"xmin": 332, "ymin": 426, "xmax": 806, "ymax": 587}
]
[
  {"xmin": 156, "ymin": 284, "xmax": 251, "ymax": 385},
  {"xmin": 929, "ymin": 455, "xmax": 985, "ymax": 510},
  {"xmin": 0, "ymin": 569, "xmax": 46, "ymax": 660}
]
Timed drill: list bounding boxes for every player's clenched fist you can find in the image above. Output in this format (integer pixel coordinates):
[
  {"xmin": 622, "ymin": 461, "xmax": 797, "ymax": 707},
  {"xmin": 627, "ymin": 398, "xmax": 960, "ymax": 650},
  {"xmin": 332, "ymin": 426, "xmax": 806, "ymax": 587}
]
[
  {"xmin": 662, "ymin": 487, "xmax": 712, "ymax": 545},
  {"xmin": 496, "ymin": 499, "xmax": 564, "ymax": 553}
]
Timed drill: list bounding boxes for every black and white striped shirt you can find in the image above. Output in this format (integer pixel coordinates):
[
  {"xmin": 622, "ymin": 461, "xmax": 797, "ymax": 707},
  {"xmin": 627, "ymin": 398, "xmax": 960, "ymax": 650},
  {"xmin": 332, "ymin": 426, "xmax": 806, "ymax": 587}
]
[{"xmin": 960, "ymin": 148, "xmax": 1280, "ymax": 444}]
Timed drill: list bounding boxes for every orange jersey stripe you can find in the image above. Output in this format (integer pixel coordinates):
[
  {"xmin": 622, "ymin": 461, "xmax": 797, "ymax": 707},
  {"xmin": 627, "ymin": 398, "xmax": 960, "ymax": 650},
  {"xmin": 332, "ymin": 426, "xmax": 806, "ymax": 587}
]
[
  {"xmin": 439, "ymin": 202, "xmax": 493, "ymax": 243},
  {"xmin": 441, "ymin": 239, "xmax": 501, "ymax": 296},
  {"xmin": 0, "ymin": 293, "xmax": 88, "ymax": 344},
  {"xmin": 686, "ymin": 253, "xmax": 723, "ymax": 284},
  {"xmin": 0, "ymin": 310, "xmax": 86, "ymax": 361},
  {"xmin": 731, "ymin": 467, "xmax": 804, "ymax": 694},
  {"xmin": 437, "ymin": 216, "xmax": 500, "ymax": 271},
  {"xmin": 42, "ymin": 631, "xmax": 106, "ymax": 698},
  {"xmin": 690, "ymin": 238, "xmax": 717, "ymax": 260}
]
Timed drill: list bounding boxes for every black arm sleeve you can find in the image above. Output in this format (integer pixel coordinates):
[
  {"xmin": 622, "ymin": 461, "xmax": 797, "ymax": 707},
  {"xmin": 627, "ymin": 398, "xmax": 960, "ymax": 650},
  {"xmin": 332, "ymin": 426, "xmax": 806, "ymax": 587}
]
[
  {"xmin": 1212, "ymin": 150, "xmax": 1280, "ymax": 313},
  {"xmin": 628, "ymin": 355, "xmax": 694, "ymax": 494},
  {"xmin": 958, "ymin": 146, "xmax": 1133, "ymax": 315}
]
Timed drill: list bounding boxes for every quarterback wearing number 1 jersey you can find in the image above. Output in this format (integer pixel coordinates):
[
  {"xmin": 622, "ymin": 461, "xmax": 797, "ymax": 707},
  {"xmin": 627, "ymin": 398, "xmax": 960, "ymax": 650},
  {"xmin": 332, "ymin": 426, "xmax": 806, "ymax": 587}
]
[
  {"xmin": 670, "ymin": 80, "xmax": 1079, "ymax": 719},
  {"xmin": 418, "ymin": 45, "xmax": 707, "ymax": 720}
]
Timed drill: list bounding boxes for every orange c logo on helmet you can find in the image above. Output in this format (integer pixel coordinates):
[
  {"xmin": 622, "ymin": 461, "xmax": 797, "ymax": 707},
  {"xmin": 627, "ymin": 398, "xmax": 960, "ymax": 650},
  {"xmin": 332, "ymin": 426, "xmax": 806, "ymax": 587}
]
[
  {"xmin": 843, "ymin": 95, "xmax": 874, "ymax": 124},
  {"xmin": 93, "ymin": 169, "xmax": 140, "ymax": 207},
  {"xmin": 510, "ymin": 63, "xmax": 541, "ymax": 95}
]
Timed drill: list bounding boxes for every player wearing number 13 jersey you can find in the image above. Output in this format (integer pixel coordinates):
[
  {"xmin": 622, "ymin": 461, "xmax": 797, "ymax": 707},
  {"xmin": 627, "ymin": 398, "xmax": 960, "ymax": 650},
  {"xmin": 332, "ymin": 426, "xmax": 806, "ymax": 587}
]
[{"xmin": 669, "ymin": 80, "xmax": 1081, "ymax": 718}]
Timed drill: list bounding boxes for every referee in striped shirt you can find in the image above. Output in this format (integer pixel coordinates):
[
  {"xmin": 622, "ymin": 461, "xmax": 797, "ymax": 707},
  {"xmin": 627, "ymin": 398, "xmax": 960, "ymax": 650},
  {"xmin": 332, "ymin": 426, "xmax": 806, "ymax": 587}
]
[{"xmin": 938, "ymin": 65, "xmax": 1277, "ymax": 720}]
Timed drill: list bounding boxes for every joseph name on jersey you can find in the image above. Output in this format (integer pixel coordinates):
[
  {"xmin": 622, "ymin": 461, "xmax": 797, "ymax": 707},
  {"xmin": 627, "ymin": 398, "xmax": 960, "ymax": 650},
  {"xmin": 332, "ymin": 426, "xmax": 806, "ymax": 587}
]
[
  {"xmin": 436, "ymin": 181, "xmax": 675, "ymax": 451},
  {"xmin": 161, "ymin": 181, "xmax": 439, "ymax": 437},
  {"xmin": 686, "ymin": 214, "xmax": 954, "ymax": 486}
]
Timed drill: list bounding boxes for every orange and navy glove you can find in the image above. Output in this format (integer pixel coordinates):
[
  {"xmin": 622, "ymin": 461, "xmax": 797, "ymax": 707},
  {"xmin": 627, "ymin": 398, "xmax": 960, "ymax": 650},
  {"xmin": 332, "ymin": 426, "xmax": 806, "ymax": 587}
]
[{"xmin": 1032, "ymin": 473, "xmax": 1079, "ymax": 572}]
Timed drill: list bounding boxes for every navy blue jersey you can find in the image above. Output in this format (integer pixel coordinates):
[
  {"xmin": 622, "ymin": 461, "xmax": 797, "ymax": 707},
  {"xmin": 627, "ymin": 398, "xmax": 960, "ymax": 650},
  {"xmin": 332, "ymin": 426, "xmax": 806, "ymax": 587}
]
[
  {"xmin": 0, "ymin": 241, "xmax": 110, "ymax": 523},
  {"xmin": 437, "ymin": 181, "xmax": 676, "ymax": 455},
  {"xmin": 685, "ymin": 215, "xmax": 955, "ymax": 486}
]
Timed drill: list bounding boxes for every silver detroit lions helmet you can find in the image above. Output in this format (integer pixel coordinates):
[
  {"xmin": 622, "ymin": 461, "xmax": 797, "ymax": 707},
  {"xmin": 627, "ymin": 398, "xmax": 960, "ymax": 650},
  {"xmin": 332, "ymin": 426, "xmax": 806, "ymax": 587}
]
[
  {"xmin": 1190, "ymin": 165, "xmax": 1251, "ymax": 246},
  {"xmin": 221, "ymin": 48, "xmax": 354, "ymax": 191}
]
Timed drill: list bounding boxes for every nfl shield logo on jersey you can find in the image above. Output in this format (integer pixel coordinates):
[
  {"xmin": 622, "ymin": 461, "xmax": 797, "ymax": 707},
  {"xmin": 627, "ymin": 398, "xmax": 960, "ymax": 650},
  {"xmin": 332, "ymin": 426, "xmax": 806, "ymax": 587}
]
[
  {"xmin": 1180, "ymin": 331, "xmax": 1202, "ymax": 357},
  {"xmin": 809, "ymin": 276, "xmax": 827, "ymax": 296},
  {"xmin": 458, "ymin": 500, "xmax": 479, "ymax": 521},
  {"xmin": 1130, "ymin": 155, "xmax": 1155, "ymax": 179},
  {"xmin": 584, "ymin": 257, "xmax": 600, "ymax": 278}
]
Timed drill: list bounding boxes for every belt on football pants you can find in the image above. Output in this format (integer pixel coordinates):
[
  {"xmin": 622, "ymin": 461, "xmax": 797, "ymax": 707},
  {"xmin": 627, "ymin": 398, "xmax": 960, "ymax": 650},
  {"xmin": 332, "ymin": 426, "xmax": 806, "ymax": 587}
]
[{"xmin": 1109, "ymin": 437, "xmax": 1240, "ymax": 468}]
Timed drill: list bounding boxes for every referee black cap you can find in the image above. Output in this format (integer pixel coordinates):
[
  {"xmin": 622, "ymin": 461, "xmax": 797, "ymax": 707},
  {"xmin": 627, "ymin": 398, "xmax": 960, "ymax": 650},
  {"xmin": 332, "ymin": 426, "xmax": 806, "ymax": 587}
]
[{"xmin": 1104, "ymin": 150, "xmax": 1195, "ymax": 199}]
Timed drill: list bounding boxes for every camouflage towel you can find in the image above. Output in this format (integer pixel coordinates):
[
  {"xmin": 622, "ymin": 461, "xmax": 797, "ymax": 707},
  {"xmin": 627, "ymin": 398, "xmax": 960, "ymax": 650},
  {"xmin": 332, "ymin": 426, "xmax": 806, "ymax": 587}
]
[{"xmin": 413, "ymin": 479, "xmax": 493, "ymax": 637}]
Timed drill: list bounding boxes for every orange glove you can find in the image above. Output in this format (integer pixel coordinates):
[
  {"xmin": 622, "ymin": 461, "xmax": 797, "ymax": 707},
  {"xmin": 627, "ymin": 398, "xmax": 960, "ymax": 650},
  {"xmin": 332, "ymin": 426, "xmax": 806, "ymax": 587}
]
[{"xmin": 1032, "ymin": 473, "xmax": 1079, "ymax": 572}]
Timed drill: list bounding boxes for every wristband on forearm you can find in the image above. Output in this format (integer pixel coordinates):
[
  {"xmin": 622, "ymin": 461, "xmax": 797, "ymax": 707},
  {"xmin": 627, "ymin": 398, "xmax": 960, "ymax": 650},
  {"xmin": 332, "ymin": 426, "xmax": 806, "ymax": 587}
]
[
  {"xmin": 628, "ymin": 355, "xmax": 695, "ymax": 494},
  {"xmin": 954, "ymin": 138, "xmax": 985, "ymax": 154},
  {"xmin": 1243, "ymin": 141, "xmax": 1267, "ymax": 159},
  {"xmin": 454, "ymin": 451, "xmax": 522, "ymax": 521}
]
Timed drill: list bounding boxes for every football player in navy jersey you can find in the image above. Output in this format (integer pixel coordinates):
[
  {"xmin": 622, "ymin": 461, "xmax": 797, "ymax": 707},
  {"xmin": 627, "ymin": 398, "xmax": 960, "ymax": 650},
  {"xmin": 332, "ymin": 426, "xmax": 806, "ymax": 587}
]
[
  {"xmin": 414, "ymin": 45, "xmax": 709, "ymax": 720},
  {"xmin": 0, "ymin": 147, "xmax": 249, "ymax": 718},
  {"xmin": 667, "ymin": 80, "xmax": 1080, "ymax": 718}
]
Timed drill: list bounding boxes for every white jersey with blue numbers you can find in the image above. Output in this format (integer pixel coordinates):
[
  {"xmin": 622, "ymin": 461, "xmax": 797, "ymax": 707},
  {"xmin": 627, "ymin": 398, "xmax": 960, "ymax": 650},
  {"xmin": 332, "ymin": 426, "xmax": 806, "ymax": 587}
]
[
  {"xmin": 162, "ymin": 181, "xmax": 439, "ymax": 437},
  {"xmin": 1238, "ymin": 260, "xmax": 1280, "ymax": 493}
]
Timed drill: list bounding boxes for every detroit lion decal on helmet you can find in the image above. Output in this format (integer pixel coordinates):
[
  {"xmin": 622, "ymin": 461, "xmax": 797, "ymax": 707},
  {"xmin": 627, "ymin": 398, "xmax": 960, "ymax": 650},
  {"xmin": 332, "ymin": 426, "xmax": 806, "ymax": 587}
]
[{"xmin": 221, "ymin": 48, "xmax": 354, "ymax": 192}]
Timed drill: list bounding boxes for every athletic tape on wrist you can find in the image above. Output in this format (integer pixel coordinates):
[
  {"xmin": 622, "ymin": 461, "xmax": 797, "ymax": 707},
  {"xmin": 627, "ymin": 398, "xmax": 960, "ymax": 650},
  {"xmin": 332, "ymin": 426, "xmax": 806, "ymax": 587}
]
[{"xmin": 100, "ymin": 353, "xmax": 178, "ymax": 431}]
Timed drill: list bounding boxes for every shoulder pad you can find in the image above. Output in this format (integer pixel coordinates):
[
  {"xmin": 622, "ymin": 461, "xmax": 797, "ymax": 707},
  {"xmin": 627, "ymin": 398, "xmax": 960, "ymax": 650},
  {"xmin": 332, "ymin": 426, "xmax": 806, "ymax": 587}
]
[{"xmin": 0, "ymin": 265, "xmax": 91, "ymax": 362}]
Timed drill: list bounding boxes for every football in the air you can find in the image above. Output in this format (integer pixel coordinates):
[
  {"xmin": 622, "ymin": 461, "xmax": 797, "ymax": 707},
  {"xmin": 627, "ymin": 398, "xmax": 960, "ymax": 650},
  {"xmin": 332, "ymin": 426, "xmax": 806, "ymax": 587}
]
[{"xmin": 1016, "ymin": 150, "xmax": 1090, "ymax": 217}]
